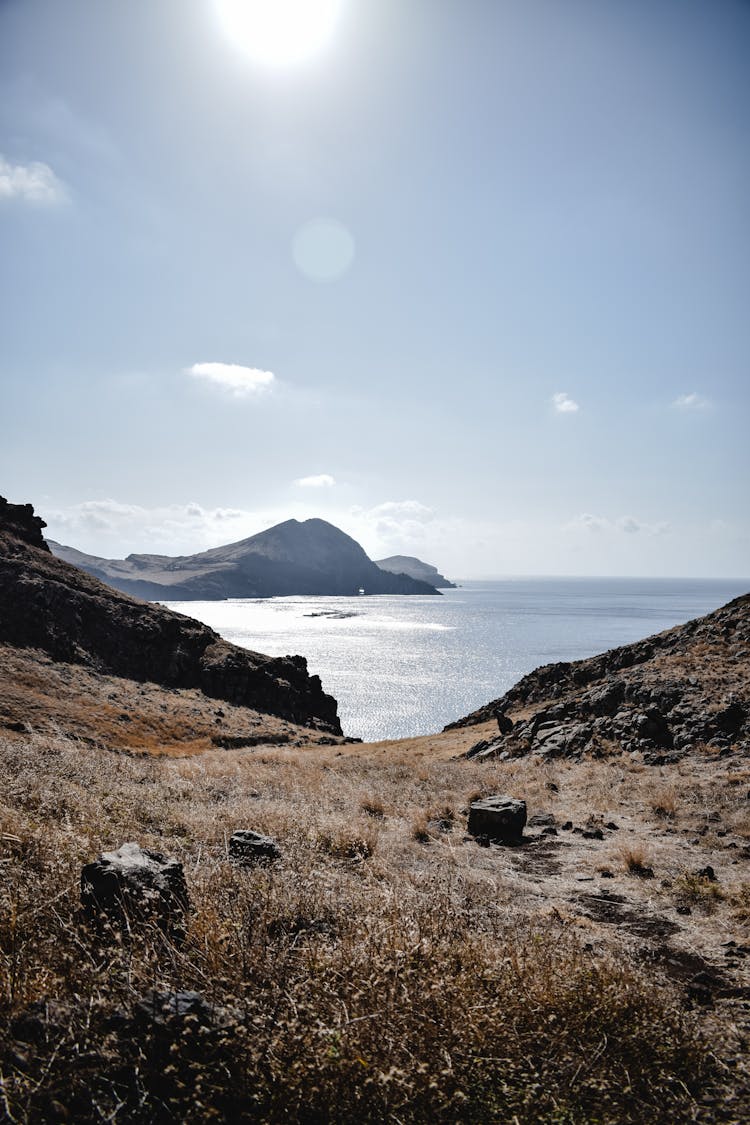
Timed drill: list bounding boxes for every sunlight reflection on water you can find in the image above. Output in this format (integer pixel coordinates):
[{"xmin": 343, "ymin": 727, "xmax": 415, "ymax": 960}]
[{"xmin": 163, "ymin": 578, "xmax": 748, "ymax": 742}]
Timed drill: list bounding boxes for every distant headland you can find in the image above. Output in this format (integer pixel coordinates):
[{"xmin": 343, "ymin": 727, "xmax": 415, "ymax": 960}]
[
  {"xmin": 375, "ymin": 554, "xmax": 456, "ymax": 588},
  {"xmin": 48, "ymin": 517, "xmax": 444, "ymax": 600}
]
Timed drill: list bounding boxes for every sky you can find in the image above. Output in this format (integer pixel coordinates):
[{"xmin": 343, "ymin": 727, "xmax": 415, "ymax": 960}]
[{"xmin": 1, "ymin": 0, "xmax": 748, "ymax": 578}]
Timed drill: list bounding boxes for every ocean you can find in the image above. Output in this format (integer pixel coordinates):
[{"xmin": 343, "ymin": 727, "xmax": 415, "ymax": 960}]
[{"xmin": 163, "ymin": 577, "xmax": 749, "ymax": 742}]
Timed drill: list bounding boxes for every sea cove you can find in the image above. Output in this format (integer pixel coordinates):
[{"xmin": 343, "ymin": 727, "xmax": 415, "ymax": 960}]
[{"xmin": 164, "ymin": 576, "xmax": 750, "ymax": 741}]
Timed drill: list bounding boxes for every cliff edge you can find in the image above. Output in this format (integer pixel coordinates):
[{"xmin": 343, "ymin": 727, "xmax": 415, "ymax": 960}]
[
  {"xmin": 447, "ymin": 593, "xmax": 750, "ymax": 763},
  {"xmin": 0, "ymin": 496, "xmax": 341, "ymax": 735}
]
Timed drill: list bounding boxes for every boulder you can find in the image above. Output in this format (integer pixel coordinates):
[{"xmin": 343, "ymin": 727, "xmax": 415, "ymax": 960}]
[
  {"xmin": 467, "ymin": 795, "xmax": 527, "ymax": 844},
  {"xmin": 494, "ymin": 708, "xmax": 514, "ymax": 735},
  {"xmin": 81, "ymin": 842, "xmax": 189, "ymax": 935},
  {"xmin": 134, "ymin": 989, "xmax": 239, "ymax": 1034},
  {"xmin": 228, "ymin": 829, "xmax": 281, "ymax": 866}
]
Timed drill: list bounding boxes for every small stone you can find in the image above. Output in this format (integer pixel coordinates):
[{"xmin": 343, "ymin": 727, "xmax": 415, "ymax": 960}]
[{"xmin": 229, "ymin": 830, "xmax": 281, "ymax": 866}]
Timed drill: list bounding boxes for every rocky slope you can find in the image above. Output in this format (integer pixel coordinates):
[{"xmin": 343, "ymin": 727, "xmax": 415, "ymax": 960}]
[
  {"xmin": 448, "ymin": 593, "xmax": 750, "ymax": 763},
  {"xmin": 375, "ymin": 554, "xmax": 456, "ymax": 588},
  {"xmin": 0, "ymin": 497, "xmax": 341, "ymax": 735},
  {"xmin": 49, "ymin": 519, "xmax": 440, "ymax": 600}
]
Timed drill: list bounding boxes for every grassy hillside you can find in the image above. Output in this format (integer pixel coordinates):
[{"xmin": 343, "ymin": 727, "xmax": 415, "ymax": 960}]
[{"xmin": 2, "ymin": 725, "xmax": 749, "ymax": 1122}]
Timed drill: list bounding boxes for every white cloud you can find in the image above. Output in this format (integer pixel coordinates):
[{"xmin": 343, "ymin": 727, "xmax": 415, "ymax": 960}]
[
  {"xmin": 567, "ymin": 513, "xmax": 669, "ymax": 537},
  {"xmin": 672, "ymin": 392, "xmax": 709, "ymax": 410},
  {"xmin": 0, "ymin": 154, "xmax": 67, "ymax": 204},
  {"xmin": 552, "ymin": 391, "xmax": 579, "ymax": 414},
  {"xmin": 295, "ymin": 474, "xmax": 336, "ymax": 488},
  {"xmin": 43, "ymin": 499, "xmax": 267, "ymax": 557},
  {"xmin": 185, "ymin": 362, "xmax": 275, "ymax": 397},
  {"xmin": 350, "ymin": 500, "xmax": 436, "ymax": 548}
]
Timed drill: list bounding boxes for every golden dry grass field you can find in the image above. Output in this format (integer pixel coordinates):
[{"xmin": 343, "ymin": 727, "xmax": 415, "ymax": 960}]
[{"xmin": 2, "ymin": 720, "xmax": 750, "ymax": 1123}]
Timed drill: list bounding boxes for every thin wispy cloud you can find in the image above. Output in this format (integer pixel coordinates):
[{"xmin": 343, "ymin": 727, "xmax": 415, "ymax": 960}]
[
  {"xmin": 0, "ymin": 154, "xmax": 67, "ymax": 204},
  {"xmin": 567, "ymin": 513, "xmax": 669, "ymax": 536},
  {"xmin": 185, "ymin": 362, "xmax": 275, "ymax": 397},
  {"xmin": 672, "ymin": 392, "xmax": 710, "ymax": 410},
  {"xmin": 552, "ymin": 392, "xmax": 579, "ymax": 414},
  {"xmin": 294, "ymin": 474, "xmax": 336, "ymax": 488}
]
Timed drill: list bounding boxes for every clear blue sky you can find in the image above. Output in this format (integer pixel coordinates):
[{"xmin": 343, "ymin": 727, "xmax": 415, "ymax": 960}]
[{"xmin": 1, "ymin": 0, "xmax": 748, "ymax": 577}]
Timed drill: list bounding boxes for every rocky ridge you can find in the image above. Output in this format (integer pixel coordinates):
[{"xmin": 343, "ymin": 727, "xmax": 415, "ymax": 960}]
[
  {"xmin": 49, "ymin": 518, "xmax": 440, "ymax": 600},
  {"xmin": 448, "ymin": 593, "xmax": 750, "ymax": 763},
  {"xmin": 0, "ymin": 496, "xmax": 341, "ymax": 735}
]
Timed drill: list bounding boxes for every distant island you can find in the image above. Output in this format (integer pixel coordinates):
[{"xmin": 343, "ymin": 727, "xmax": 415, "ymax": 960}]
[
  {"xmin": 375, "ymin": 554, "xmax": 456, "ymax": 588},
  {"xmin": 48, "ymin": 517, "xmax": 442, "ymax": 600}
]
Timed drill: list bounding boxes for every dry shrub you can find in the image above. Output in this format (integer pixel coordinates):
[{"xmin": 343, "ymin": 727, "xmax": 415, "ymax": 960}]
[
  {"xmin": 360, "ymin": 795, "xmax": 386, "ymax": 820},
  {"xmin": 673, "ymin": 872, "xmax": 724, "ymax": 914},
  {"xmin": 727, "ymin": 883, "xmax": 750, "ymax": 922},
  {"xmin": 410, "ymin": 813, "xmax": 431, "ymax": 843},
  {"xmin": 315, "ymin": 822, "xmax": 377, "ymax": 861},
  {"xmin": 649, "ymin": 785, "xmax": 678, "ymax": 820},
  {"xmin": 619, "ymin": 844, "xmax": 655, "ymax": 878}
]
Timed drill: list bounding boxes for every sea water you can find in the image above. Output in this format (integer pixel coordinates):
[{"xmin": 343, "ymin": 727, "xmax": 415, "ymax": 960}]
[{"xmin": 163, "ymin": 578, "xmax": 749, "ymax": 742}]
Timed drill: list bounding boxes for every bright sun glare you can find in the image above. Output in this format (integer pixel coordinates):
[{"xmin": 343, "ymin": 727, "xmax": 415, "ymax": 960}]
[{"xmin": 216, "ymin": 0, "xmax": 343, "ymax": 66}]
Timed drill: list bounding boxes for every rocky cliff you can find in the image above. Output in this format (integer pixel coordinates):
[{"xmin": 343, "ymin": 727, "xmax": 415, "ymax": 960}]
[
  {"xmin": 375, "ymin": 554, "xmax": 456, "ymax": 589},
  {"xmin": 0, "ymin": 497, "xmax": 341, "ymax": 734},
  {"xmin": 448, "ymin": 593, "xmax": 750, "ymax": 763},
  {"xmin": 49, "ymin": 519, "xmax": 440, "ymax": 600}
]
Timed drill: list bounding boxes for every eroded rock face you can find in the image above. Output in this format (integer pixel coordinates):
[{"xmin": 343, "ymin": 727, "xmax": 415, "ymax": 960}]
[
  {"xmin": 467, "ymin": 796, "xmax": 527, "ymax": 844},
  {"xmin": 0, "ymin": 496, "xmax": 49, "ymax": 551},
  {"xmin": 0, "ymin": 499, "xmax": 341, "ymax": 733},
  {"xmin": 453, "ymin": 593, "xmax": 750, "ymax": 762},
  {"xmin": 80, "ymin": 842, "xmax": 190, "ymax": 935}
]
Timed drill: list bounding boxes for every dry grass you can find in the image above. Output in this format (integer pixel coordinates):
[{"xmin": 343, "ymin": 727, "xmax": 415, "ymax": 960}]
[{"xmin": 0, "ymin": 731, "xmax": 746, "ymax": 1123}]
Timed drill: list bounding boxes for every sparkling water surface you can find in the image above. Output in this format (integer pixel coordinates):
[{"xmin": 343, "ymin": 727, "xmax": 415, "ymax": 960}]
[{"xmin": 163, "ymin": 578, "xmax": 749, "ymax": 742}]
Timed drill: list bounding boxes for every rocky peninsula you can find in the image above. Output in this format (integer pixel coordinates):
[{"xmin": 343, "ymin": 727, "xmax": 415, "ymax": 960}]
[{"xmin": 49, "ymin": 518, "xmax": 441, "ymax": 600}]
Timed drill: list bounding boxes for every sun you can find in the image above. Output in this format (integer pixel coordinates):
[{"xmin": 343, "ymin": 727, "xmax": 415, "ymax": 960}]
[{"xmin": 216, "ymin": 0, "xmax": 344, "ymax": 66}]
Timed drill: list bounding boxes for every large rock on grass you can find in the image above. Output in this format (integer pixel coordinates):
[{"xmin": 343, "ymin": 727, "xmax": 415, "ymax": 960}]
[
  {"xmin": 81, "ymin": 842, "xmax": 189, "ymax": 936},
  {"xmin": 467, "ymin": 796, "xmax": 527, "ymax": 844}
]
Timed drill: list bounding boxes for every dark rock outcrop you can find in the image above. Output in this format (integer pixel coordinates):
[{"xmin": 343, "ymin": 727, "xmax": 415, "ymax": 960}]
[
  {"xmin": 375, "ymin": 554, "xmax": 456, "ymax": 589},
  {"xmin": 49, "ymin": 518, "xmax": 441, "ymax": 600},
  {"xmin": 80, "ymin": 842, "xmax": 189, "ymax": 935},
  {"xmin": 0, "ymin": 496, "xmax": 49, "ymax": 551},
  {"xmin": 467, "ymin": 795, "xmax": 527, "ymax": 843},
  {"xmin": 0, "ymin": 497, "xmax": 341, "ymax": 733},
  {"xmin": 450, "ymin": 594, "xmax": 750, "ymax": 762}
]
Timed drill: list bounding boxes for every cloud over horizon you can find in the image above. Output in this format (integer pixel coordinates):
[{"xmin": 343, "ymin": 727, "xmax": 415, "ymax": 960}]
[
  {"xmin": 0, "ymin": 154, "xmax": 67, "ymax": 204},
  {"xmin": 185, "ymin": 362, "xmax": 275, "ymax": 396},
  {"xmin": 552, "ymin": 392, "xmax": 579, "ymax": 414}
]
